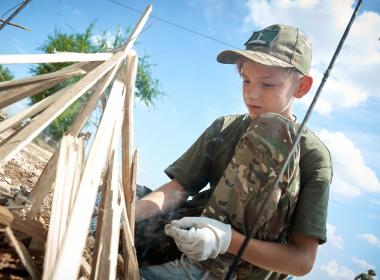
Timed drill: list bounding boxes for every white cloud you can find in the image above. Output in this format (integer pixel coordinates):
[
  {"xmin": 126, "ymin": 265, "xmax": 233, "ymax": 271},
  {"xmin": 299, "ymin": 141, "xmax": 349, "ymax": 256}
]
[
  {"xmin": 300, "ymin": 69, "xmax": 368, "ymax": 115},
  {"xmin": 327, "ymin": 224, "xmax": 344, "ymax": 249},
  {"xmin": 318, "ymin": 129, "xmax": 380, "ymax": 198},
  {"xmin": 358, "ymin": 233, "xmax": 380, "ymax": 248},
  {"xmin": 352, "ymin": 257, "xmax": 375, "ymax": 270},
  {"xmin": 244, "ymin": 0, "xmax": 380, "ymax": 115},
  {"xmin": 320, "ymin": 259, "xmax": 356, "ymax": 280}
]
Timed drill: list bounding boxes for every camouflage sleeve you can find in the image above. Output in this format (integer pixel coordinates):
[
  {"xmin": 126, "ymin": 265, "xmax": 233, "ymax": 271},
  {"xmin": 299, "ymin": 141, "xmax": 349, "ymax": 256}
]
[{"xmin": 164, "ymin": 118, "xmax": 223, "ymax": 196}]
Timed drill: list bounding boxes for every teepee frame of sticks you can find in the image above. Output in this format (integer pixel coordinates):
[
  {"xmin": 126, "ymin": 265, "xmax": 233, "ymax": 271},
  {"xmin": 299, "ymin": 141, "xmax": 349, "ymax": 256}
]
[{"xmin": 0, "ymin": 4, "xmax": 152, "ymax": 280}]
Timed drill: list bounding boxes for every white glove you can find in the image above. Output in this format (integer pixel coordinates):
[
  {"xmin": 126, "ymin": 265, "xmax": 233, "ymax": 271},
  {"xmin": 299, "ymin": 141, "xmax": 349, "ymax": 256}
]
[{"xmin": 164, "ymin": 216, "xmax": 231, "ymax": 261}]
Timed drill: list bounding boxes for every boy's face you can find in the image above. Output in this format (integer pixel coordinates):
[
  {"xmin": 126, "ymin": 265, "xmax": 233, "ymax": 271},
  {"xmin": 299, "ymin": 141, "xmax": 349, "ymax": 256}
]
[{"xmin": 241, "ymin": 60, "xmax": 301, "ymax": 120}]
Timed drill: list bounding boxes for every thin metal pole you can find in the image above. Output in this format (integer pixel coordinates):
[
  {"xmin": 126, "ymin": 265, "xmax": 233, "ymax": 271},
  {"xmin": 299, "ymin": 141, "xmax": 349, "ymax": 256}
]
[
  {"xmin": 0, "ymin": 19, "xmax": 30, "ymax": 31},
  {"xmin": 224, "ymin": 0, "xmax": 363, "ymax": 279},
  {"xmin": 0, "ymin": 0, "xmax": 32, "ymax": 31}
]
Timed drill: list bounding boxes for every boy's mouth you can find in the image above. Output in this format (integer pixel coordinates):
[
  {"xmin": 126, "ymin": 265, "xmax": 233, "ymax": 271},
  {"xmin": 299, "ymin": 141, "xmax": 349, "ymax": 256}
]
[{"xmin": 247, "ymin": 105, "xmax": 262, "ymax": 111}]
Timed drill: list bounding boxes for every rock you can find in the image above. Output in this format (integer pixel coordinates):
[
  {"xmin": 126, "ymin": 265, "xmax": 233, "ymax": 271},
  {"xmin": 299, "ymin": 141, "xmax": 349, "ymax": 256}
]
[
  {"xmin": 4, "ymin": 177, "xmax": 11, "ymax": 184},
  {"xmin": 14, "ymin": 193, "xmax": 27, "ymax": 205},
  {"xmin": 0, "ymin": 182, "xmax": 11, "ymax": 196},
  {"xmin": 20, "ymin": 185, "xmax": 30, "ymax": 197},
  {"xmin": 0, "ymin": 196, "xmax": 7, "ymax": 205}
]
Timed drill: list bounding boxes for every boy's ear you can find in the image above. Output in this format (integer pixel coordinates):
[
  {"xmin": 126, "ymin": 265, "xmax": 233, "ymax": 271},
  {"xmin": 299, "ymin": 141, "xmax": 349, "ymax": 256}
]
[{"xmin": 294, "ymin": 75, "xmax": 313, "ymax": 99}]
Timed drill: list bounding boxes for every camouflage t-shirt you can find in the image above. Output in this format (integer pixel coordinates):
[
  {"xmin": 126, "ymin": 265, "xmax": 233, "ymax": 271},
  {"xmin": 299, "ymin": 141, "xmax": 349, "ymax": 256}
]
[{"xmin": 165, "ymin": 114, "xmax": 332, "ymax": 244}]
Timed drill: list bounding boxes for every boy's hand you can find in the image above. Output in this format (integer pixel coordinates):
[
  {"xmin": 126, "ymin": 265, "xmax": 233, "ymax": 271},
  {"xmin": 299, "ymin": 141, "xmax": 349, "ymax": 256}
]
[{"xmin": 164, "ymin": 216, "xmax": 231, "ymax": 261}]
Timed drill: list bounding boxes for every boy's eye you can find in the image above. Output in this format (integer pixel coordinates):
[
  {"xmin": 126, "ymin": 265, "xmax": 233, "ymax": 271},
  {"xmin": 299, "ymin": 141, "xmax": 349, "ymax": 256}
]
[
  {"xmin": 243, "ymin": 80, "xmax": 250, "ymax": 84},
  {"xmin": 262, "ymin": 82, "xmax": 274, "ymax": 88}
]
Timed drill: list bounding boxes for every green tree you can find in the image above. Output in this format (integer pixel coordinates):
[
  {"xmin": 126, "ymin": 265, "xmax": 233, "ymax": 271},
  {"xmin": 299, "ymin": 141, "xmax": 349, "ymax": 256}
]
[
  {"xmin": 30, "ymin": 24, "xmax": 162, "ymax": 140},
  {"xmin": 0, "ymin": 65, "xmax": 13, "ymax": 120},
  {"xmin": 0, "ymin": 65, "xmax": 14, "ymax": 82}
]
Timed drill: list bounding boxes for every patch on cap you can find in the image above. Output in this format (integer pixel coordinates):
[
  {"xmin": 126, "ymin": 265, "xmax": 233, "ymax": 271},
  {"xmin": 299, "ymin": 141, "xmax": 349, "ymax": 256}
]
[{"xmin": 245, "ymin": 29, "xmax": 278, "ymax": 47}]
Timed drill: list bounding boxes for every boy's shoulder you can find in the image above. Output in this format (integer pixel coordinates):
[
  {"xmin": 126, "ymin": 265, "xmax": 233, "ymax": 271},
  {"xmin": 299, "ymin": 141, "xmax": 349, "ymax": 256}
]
[
  {"xmin": 210, "ymin": 114, "xmax": 250, "ymax": 133},
  {"xmin": 299, "ymin": 126, "xmax": 332, "ymax": 168}
]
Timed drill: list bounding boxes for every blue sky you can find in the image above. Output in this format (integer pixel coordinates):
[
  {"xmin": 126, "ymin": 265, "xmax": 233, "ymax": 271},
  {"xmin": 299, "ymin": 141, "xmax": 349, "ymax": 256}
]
[{"xmin": 1, "ymin": 0, "xmax": 379, "ymax": 279}]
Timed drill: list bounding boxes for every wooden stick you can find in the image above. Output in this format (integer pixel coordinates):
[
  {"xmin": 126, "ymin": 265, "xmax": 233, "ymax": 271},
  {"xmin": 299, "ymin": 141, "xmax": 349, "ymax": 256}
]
[
  {"xmin": 109, "ymin": 189, "xmax": 122, "ymax": 280},
  {"xmin": 121, "ymin": 51, "xmax": 138, "ymax": 229},
  {"xmin": 0, "ymin": 206, "xmax": 46, "ymax": 243},
  {"xmin": 0, "ymin": 55, "xmax": 116, "ymax": 165},
  {"xmin": 68, "ymin": 67, "xmax": 116, "ymax": 136},
  {"xmin": 0, "ymin": 3, "xmax": 151, "ymax": 165},
  {"xmin": 51, "ymin": 66, "xmax": 126, "ymax": 279},
  {"xmin": 90, "ymin": 157, "xmax": 112, "ymax": 280},
  {"xmin": 68, "ymin": 136, "xmax": 84, "ymax": 214},
  {"xmin": 81, "ymin": 257, "xmax": 91, "ymax": 276},
  {"xmin": 43, "ymin": 136, "xmax": 69, "ymax": 280},
  {"xmin": 0, "ymin": 88, "xmax": 63, "ymax": 135},
  {"xmin": 90, "ymin": 150, "xmax": 121, "ymax": 280},
  {"xmin": 0, "ymin": 205, "xmax": 14, "ymax": 226},
  {"xmin": 130, "ymin": 149, "xmax": 138, "ymax": 239},
  {"xmin": 5, "ymin": 226, "xmax": 41, "ymax": 280},
  {"xmin": 26, "ymin": 69, "xmax": 113, "ymax": 220},
  {"xmin": 43, "ymin": 136, "xmax": 84, "ymax": 280},
  {"xmin": 0, "ymin": 62, "xmax": 100, "ymax": 110},
  {"xmin": 0, "ymin": 62, "xmax": 95, "ymax": 91},
  {"xmin": 118, "ymin": 181, "xmax": 139, "ymax": 280},
  {"xmin": 0, "ymin": 52, "xmax": 113, "ymax": 64},
  {"xmin": 0, "ymin": 77, "xmax": 65, "ymax": 110},
  {"xmin": 26, "ymin": 151, "xmax": 58, "ymax": 221}
]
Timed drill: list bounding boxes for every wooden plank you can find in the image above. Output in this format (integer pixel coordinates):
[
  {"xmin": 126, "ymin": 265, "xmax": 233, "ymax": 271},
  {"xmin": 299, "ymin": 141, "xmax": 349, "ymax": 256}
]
[
  {"xmin": 121, "ymin": 52, "xmax": 138, "ymax": 229},
  {"xmin": 26, "ymin": 151, "xmax": 58, "ymax": 221},
  {"xmin": 0, "ymin": 77, "xmax": 65, "ymax": 110},
  {"xmin": 0, "ymin": 3, "xmax": 151, "ymax": 165},
  {"xmin": 0, "ymin": 62, "xmax": 95, "ymax": 91},
  {"xmin": 90, "ymin": 158, "xmax": 112, "ymax": 280},
  {"xmin": 0, "ymin": 206, "xmax": 14, "ymax": 226},
  {"xmin": 81, "ymin": 257, "xmax": 91, "ymax": 276},
  {"xmin": 51, "ymin": 66, "xmax": 126, "ymax": 279},
  {"xmin": 118, "ymin": 182, "xmax": 139, "ymax": 280},
  {"xmin": 42, "ymin": 136, "xmax": 69, "ymax": 280},
  {"xmin": 26, "ymin": 70, "xmax": 111, "ymax": 221},
  {"xmin": 67, "ymin": 136, "xmax": 84, "ymax": 214},
  {"xmin": 68, "ymin": 68, "xmax": 116, "ymax": 136},
  {"xmin": 0, "ymin": 62, "xmax": 100, "ymax": 109},
  {"xmin": 109, "ymin": 189, "xmax": 122, "ymax": 280},
  {"xmin": 130, "ymin": 149, "xmax": 138, "ymax": 239},
  {"xmin": 43, "ymin": 135, "xmax": 84, "ymax": 280},
  {"xmin": 0, "ymin": 88, "xmax": 62, "ymax": 135},
  {"xmin": 0, "ymin": 206, "xmax": 46, "ymax": 243},
  {"xmin": 5, "ymin": 227, "xmax": 41, "ymax": 280},
  {"xmin": 0, "ymin": 52, "xmax": 113, "ymax": 64},
  {"xmin": 0, "ymin": 54, "xmax": 119, "ymax": 165},
  {"xmin": 90, "ymin": 151, "xmax": 117, "ymax": 280}
]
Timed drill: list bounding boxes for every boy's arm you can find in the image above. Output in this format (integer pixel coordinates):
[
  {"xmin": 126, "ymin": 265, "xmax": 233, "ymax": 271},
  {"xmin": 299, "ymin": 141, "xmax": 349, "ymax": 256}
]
[
  {"xmin": 165, "ymin": 217, "xmax": 318, "ymax": 276},
  {"xmin": 228, "ymin": 230, "xmax": 318, "ymax": 276},
  {"xmin": 135, "ymin": 179, "xmax": 189, "ymax": 222}
]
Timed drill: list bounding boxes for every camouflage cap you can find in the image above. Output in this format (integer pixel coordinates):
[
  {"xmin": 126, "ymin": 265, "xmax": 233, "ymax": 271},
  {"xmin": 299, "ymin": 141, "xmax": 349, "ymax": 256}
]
[
  {"xmin": 217, "ymin": 24, "xmax": 312, "ymax": 75},
  {"xmin": 368, "ymin": 269, "xmax": 376, "ymax": 276}
]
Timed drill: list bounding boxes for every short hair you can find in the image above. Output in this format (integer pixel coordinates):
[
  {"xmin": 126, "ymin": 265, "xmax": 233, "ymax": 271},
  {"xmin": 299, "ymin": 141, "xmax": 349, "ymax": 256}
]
[{"xmin": 236, "ymin": 57, "xmax": 304, "ymax": 81}]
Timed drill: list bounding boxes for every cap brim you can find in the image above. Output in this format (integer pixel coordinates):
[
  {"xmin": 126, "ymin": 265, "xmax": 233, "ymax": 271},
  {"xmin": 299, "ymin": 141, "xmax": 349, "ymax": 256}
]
[{"xmin": 217, "ymin": 50, "xmax": 294, "ymax": 69}]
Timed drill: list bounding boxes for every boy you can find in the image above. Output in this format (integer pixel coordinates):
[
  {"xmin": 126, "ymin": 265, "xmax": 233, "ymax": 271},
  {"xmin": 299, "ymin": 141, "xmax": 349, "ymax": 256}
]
[{"xmin": 137, "ymin": 24, "xmax": 332, "ymax": 279}]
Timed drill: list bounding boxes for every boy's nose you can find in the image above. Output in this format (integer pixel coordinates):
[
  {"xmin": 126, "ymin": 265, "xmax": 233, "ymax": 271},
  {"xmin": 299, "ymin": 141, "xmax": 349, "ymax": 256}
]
[{"xmin": 246, "ymin": 86, "xmax": 260, "ymax": 100}]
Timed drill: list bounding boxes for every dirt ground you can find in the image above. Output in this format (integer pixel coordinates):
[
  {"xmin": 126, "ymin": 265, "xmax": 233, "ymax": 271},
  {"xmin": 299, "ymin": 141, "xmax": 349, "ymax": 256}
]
[{"xmin": 0, "ymin": 128, "xmax": 54, "ymax": 279}]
